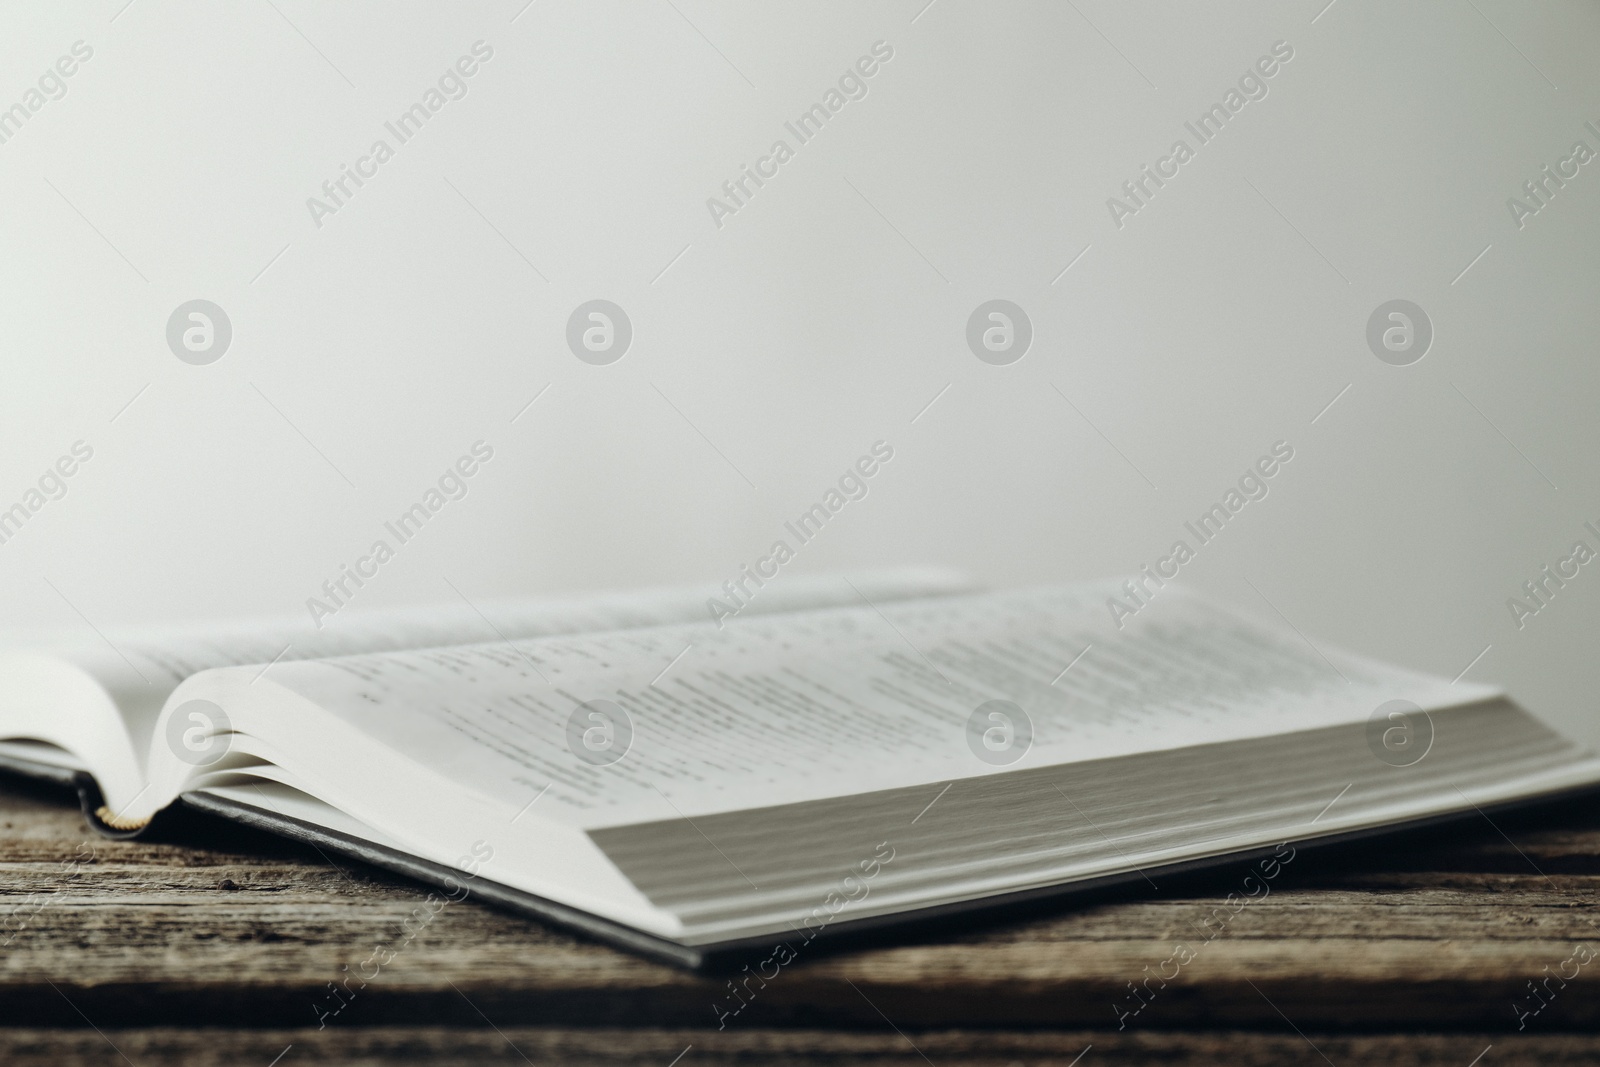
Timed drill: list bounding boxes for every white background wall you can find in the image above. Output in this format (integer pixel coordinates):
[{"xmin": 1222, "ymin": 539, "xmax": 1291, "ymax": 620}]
[{"xmin": 2, "ymin": 1, "xmax": 1598, "ymax": 742}]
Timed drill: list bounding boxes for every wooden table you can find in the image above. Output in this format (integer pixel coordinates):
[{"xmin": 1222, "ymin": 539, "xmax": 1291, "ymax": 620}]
[{"xmin": 2, "ymin": 773, "xmax": 1598, "ymax": 1065}]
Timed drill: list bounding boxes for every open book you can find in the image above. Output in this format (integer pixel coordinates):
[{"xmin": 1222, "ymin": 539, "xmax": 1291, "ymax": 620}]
[{"xmin": 2, "ymin": 569, "xmax": 1596, "ymax": 968}]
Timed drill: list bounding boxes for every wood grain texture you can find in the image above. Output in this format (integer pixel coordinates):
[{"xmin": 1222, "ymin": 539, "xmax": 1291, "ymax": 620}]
[
  {"xmin": 2, "ymin": 774, "xmax": 1599, "ymax": 1064},
  {"xmin": 0, "ymin": 1028, "xmax": 1595, "ymax": 1067}
]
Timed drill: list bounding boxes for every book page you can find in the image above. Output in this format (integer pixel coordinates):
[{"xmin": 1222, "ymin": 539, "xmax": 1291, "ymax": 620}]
[
  {"xmin": 245, "ymin": 580, "xmax": 1501, "ymax": 829},
  {"xmin": 7, "ymin": 568, "xmax": 970, "ymax": 773}
]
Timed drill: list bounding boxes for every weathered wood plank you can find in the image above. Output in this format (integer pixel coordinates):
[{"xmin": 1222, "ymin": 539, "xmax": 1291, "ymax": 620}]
[
  {"xmin": 0, "ymin": 1027, "xmax": 1592, "ymax": 1067},
  {"xmin": 3, "ymin": 777, "xmax": 1599, "ymax": 1031}
]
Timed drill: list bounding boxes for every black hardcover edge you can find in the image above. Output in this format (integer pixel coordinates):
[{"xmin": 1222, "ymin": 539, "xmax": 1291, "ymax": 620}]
[
  {"xmin": 176, "ymin": 791, "xmax": 710, "ymax": 969},
  {"xmin": 0, "ymin": 753, "xmax": 152, "ymax": 840},
  {"xmin": 175, "ymin": 779, "xmax": 1600, "ymax": 973},
  {"xmin": 0, "ymin": 751, "xmax": 81, "ymax": 789}
]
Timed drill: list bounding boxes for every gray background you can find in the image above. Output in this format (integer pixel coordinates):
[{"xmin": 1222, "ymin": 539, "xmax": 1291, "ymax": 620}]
[{"xmin": 2, "ymin": 1, "xmax": 1597, "ymax": 744}]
